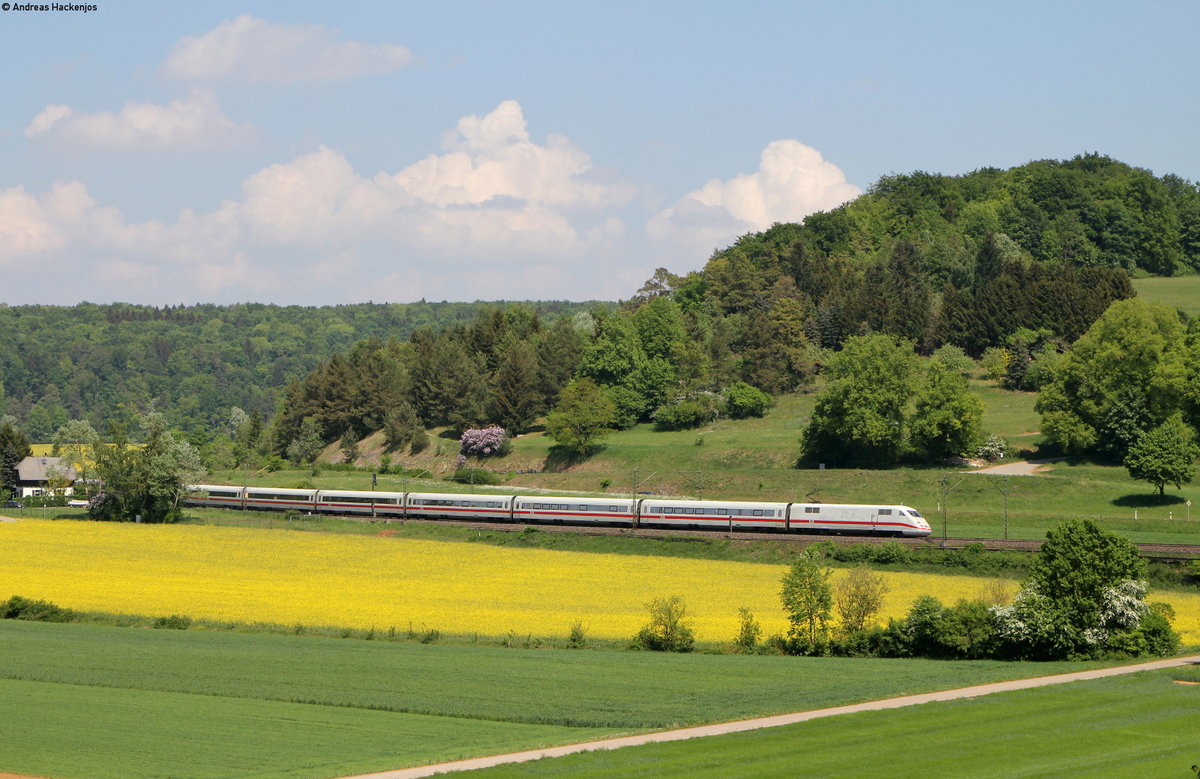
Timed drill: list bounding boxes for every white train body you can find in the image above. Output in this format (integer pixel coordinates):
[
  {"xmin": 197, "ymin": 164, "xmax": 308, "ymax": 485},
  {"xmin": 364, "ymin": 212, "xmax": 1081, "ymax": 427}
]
[{"xmin": 186, "ymin": 485, "xmax": 932, "ymax": 537}]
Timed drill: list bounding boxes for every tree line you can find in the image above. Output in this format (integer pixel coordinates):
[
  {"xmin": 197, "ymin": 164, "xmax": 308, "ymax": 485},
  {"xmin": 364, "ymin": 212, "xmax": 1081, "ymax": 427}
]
[{"xmin": 0, "ymin": 300, "xmax": 605, "ymax": 442}]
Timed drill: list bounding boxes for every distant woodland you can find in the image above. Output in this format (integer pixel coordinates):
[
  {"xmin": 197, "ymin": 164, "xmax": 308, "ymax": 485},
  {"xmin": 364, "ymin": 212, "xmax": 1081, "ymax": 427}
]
[{"xmin": 3, "ymin": 154, "xmax": 1199, "ymax": 463}]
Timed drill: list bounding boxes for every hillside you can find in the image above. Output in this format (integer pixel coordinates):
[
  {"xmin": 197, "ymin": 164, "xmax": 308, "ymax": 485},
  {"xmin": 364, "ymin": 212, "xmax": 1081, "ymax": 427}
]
[{"xmin": 0, "ymin": 300, "xmax": 607, "ymax": 440}]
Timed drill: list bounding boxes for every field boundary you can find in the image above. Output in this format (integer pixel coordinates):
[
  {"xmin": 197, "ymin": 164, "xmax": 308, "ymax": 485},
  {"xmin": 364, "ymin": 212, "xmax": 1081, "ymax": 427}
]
[{"xmin": 351, "ymin": 655, "xmax": 1200, "ymax": 778}]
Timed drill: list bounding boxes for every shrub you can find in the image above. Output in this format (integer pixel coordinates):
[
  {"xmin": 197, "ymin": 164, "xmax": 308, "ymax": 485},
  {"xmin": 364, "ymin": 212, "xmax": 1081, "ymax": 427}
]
[
  {"xmin": 459, "ymin": 426, "xmax": 511, "ymax": 458},
  {"xmin": 930, "ymin": 344, "xmax": 976, "ymax": 377},
  {"xmin": 653, "ymin": 397, "xmax": 718, "ymax": 431},
  {"xmin": 734, "ymin": 607, "xmax": 762, "ymax": 651},
  {"xmin": 903, "ymin": 596, "xmax": 997, "ymax": 659},
  {"xmin": 448, "ymin": 467, "xmax": 502, "ymax": 485},
  {"xmin": 566, "ymin": 620, "xmax": 588, "ymax": 649},
  {"xmin": 723, "ymin": 382, "xmax": 773, "ymax": 419},
  {"xmin": 980, "ymin": 347, "xmax": 1009, "ymax": 379},
  {"xmin": 629, "ymin": 595, "xmax": 695, "ymax": 652},
  {"xmin": 975, "ymin": 434, "xmax": 1010, "ymax": 461},
  {"xmin": 409, "ymin": 430, "xmax": 430, "ymax": 454},
  {"xmin": 152, "ymin": 614, "xmax": 192, "ymax": 630},
  {"xmin": 1, "ymin": 595, "xmax": 75, "ymax": 622}
]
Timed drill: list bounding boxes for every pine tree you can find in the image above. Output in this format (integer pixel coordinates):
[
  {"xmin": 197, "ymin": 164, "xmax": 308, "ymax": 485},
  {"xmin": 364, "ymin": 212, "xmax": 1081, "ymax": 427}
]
[{"xmin": 490, "ymin": 335, "xmax": 542, "ymax": 434}]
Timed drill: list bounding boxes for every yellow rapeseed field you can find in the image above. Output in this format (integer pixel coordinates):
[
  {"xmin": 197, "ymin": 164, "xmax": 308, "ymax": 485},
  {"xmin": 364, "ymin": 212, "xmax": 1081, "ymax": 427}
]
[{"xmin": 1, "ymin": 520, "xmax": 1196, "ymax": 644}]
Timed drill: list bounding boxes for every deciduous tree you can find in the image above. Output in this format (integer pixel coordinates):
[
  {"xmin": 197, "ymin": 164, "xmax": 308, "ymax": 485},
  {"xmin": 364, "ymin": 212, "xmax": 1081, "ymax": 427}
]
[
  {"xmin": 544, "ymin": 378, "xmax": 617, "ymax": 455},
  {"xmin": 1123, "ymin": 414, "xmax": 1198, "ymax": 495},
  {"xmin": 780, "ymin": 550, "xmax": 833, "ymax": 653}
]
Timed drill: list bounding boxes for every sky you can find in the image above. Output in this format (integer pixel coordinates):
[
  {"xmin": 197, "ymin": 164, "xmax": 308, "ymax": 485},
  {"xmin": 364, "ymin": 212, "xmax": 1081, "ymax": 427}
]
[{"xmin": 1, "ymin": 0, "xmax": 1197, "ymax": 306}]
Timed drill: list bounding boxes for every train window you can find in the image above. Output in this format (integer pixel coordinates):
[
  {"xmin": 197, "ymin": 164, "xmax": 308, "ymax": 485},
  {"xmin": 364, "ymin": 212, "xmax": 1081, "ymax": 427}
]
[
  {"xmin": 716, "ymin": 508, "xmax": 727, "ymax": 515},
  {"xmin": 878, "ymin": 509, "xmax": 892, "ymax": 515},
  {"xmin": 908, "ymin": 509, "xmax": 923, "ymax": 517},
  {"xmin": 752, "ymin": 509, "xmax": 763, "ymax": 516},
  {"xmin": 805, "ymin": 506, "xmax": 821, "ymax": 514},
  {"xmin": 610, "ymin": 506, "xmax": 619, "ymax": 512}
]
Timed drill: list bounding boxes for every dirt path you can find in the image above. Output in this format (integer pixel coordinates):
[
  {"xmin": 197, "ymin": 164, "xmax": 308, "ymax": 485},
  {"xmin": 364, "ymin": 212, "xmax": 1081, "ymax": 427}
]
[
  {"xmin": 349, "ymin": 655, "xmax": 1200, "ymax": 778},
  {"xmin": 965, "ymin": 457, "xmax": 1068, "ymax": 476}
]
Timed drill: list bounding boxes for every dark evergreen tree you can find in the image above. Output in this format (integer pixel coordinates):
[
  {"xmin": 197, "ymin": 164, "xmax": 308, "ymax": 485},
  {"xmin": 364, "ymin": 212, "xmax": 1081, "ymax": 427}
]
[{"xmin": 490, "ymin": 335, "xmax": 542, "ymax": 434}]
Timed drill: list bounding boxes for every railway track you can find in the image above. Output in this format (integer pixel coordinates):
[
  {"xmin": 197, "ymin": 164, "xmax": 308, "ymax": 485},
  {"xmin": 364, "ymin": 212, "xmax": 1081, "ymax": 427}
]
[{"xmin": 352, "ymin": 515, "xmax": 1200, "ymax": 561}]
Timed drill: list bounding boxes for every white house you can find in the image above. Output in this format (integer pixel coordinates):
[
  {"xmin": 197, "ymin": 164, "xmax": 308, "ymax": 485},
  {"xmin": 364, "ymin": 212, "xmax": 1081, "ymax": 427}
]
[{"xmin": 15, "ymin": 456, "xmax": 77, "ymax": 498}]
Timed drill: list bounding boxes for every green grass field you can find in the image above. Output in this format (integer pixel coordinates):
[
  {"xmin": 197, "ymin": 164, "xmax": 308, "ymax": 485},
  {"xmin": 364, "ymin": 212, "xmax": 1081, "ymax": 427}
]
[
  {"xmin": 1134, "ymin": 273, "xmax": 1200, "ymax": 316},
  {"xmin": 0, "ymin": 620, "xmax": 1114, "ymax": 778},
  {"xmin": 470, "ymin": 669, "xmax": 1200, "ymax": 777}
]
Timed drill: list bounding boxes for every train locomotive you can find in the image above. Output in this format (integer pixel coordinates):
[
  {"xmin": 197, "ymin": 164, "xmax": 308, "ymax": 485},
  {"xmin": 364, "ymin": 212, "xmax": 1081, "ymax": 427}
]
[{"xmin": 186, "ymin": 485, "xmax": 933, "ymax": 537}]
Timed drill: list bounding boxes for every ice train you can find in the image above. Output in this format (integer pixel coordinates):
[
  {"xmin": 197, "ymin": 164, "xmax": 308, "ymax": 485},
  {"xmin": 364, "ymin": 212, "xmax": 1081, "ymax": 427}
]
[{"xmin": 185, "ymin": 485, "xmax": 933, "ymax": 537}]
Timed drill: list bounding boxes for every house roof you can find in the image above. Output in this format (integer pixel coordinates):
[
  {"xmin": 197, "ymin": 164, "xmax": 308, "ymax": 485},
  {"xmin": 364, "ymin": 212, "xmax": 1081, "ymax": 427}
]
[{"xmin": 16, "ymin": 456, "xmax": 76, "ymax": 483}]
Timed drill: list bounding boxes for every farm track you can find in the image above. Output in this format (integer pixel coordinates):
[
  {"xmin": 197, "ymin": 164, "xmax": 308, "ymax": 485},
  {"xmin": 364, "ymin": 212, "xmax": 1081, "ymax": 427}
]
[{"xmin": 343, "ymin": 515, "xmax": 1200, "ymax": 561}]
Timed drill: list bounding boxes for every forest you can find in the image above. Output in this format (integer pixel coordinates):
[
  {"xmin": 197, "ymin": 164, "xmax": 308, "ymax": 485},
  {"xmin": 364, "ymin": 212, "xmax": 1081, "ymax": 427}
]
[
  {"xmin": 3, "ymin": 153, "xmax": 1199, "ymax": 470},
  {"xmin": 0, "ymin": 300, "xmax": 604, "ymax": 441}
]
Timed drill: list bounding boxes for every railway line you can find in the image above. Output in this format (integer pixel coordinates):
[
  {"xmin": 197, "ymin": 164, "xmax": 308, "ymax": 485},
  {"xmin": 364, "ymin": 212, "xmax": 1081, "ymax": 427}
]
[{"xmin": 311, "ymin": 513, "xmax": 1200, "ymax": 562}]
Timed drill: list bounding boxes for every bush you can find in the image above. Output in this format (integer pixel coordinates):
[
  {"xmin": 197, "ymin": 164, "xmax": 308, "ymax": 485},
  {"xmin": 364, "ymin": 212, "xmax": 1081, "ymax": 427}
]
[
  {"xmin": 975, "ymin": 434, "xmax": 1010, "ymax": 462},
  {"xmin": 723, "ymin": 382, "xmax": 773, "ymax": 419},
  {"xmin": 734, "ymin": 607, "xmax": 762, "ymax": 651},
  {"xmin": 448, "ymin": 467, "xmax": 502, "ymax": 485},
  {"xmin": 459, "ymin": 426, "xmax": 511, "ymax": 458},
  {"xmin": 409, "ymin": 430, "xmax": 430, "ymax": 455},
  {"xmin": 629, "ymin": 595, "xmax": 695, "ymax": 652},
  {"xmin": 980, "ymin": 347, "xmax": 1009, "ymax": 380},
  {"xmin": 1, "ymin": 595, "xmax": 75, "ymax": 622},
  {"xmin": 653, "ymin": 398, "xmax": 717, "ymax": 431},
  {"xmin": 566, "ymin": 620, "xmax": 588, "ymax": 649},
  {"xmin": 930, "ymin": 344, "xmax": 976, "ymax": 377},
  {"xmin": 903, "ymin": 596, "xmax": 997, "ymax": 659},
  {"xmin": 152, "ymin": 614, "xmax": 192, "ymax": 630}
]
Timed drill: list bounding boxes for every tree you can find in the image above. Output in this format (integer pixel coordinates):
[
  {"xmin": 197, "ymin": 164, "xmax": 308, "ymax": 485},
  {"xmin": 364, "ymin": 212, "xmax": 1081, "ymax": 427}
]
[
  {"xmin": 629, "ymin": 595, "xmax": 695, "ymax": 652},
  {"xmin": 993, "ymin": 518, "xmax": 1153, "ymax": 658},
  {"xmin": 91, "ymin": 413, "xmax": 205, "ymax": 523},
  {"xmin": 800, "ymin": 334, "xmax": 921, "ymax": 467},
  {"xmin": 544, "ymin": 378, "xmax": 617, "ymax": 455},
  {"xmin": 780, "ymin": 550, "xmax": 833, "ymax": 653},
  {"xmin": 490, "ymin": 335, "xmax": 542, "ymax": 434},
  {"xmin": 908, "ymin": 360, "xmax": 984, "ymax": 459},
  {"xmin": 834, "ymin": 565, "xmax": 889, "ymax": 636},
  {"xmin": 286, "ymin": 418, "xmax": 324, "ymax": 465},
  {"xmin": 734, "ymin": 607, "xmax": 762, "ymax": 651},
  {"xmin": 1124, "ymin": 414, "xmax": 1199, "ymax": 495},
  {"xmin": 1037, "ymin": 299, "xmax": 1191, "ymax": 459},
  {"xmin": 383, "ymin": 401, "xmax": 421, "ymax": 452},
  {"xmin": 0, "ymin": 419, "xmax": 32, "ymax": 498}
]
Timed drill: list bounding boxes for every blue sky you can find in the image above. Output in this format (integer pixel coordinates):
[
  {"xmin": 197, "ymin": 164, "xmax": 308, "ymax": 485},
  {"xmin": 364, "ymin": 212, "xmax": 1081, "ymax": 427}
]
[{"xmin": 2, "ymin": 1, "xmax": 1197, "ymax": 305}]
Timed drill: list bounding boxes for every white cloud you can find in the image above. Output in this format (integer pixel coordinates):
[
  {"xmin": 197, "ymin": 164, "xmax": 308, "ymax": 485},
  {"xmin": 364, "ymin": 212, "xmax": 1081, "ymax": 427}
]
[
  {"xmin": 0, "ymin": 186, "xmax": 66, "ymax": 265},
  {"xmin": 24, "ymin": 89, "xmax": 255, "ymax": 151},
  {"xmin": 647, "ymin": 139, "xmax": 861, "ymax": 256},
  {"xmin": 395, "ymin": 100, "xmax": 635, "ymax": 209},
  {"xmin": 1, "ymin": 101, "xmax": 636, "ymax": 303},
  {"xmin": 162, "ymin": 15, "xmax": 414, "ymax": 84}
]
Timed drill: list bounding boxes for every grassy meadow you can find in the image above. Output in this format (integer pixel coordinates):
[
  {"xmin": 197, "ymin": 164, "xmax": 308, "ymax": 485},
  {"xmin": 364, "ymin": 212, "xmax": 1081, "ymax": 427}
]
[
  {"xmin": 0, "ymin": 620, "xmax": 1121, "ymax": 778},
  {"xmin": 469, "ymin": 668, "xmax": 1200, "ymax": 778},
  {"xmin": 1133, "ymin": 273, "xmax": 1200, "ymax": 316}
]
